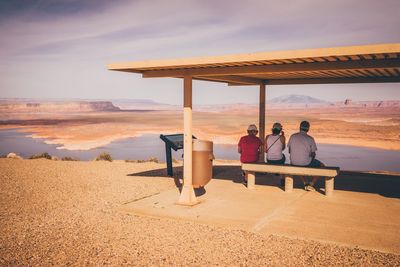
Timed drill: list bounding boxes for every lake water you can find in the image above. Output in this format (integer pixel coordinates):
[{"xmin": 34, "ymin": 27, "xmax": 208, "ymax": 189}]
[{"xmin": 1, "ymin": 129, "xmax": 399, "ymax": 172}]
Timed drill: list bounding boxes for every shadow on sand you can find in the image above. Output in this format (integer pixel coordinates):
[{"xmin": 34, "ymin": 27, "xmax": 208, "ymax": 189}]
[{"xmin": 128, "ymin": 165, "xmax": 400, "ymax": 198}]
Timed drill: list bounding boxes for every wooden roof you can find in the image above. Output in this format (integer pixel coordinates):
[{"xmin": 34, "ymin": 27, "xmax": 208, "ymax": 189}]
[{"xmin": 108, "ymin": 44, "xmax": 400, "ymax": 85}]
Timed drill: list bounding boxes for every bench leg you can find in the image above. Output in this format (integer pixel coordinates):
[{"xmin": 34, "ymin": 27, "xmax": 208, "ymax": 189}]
[
  {"xmin": 246, "ymin": 171, "xmax": 255, "ymax": 189},
  {"xmin": 325, "ymin": 177, "xmax": 334, "ymax": 196},
  {"xmin": 284, "ymin": 175, "xmax": 293, "ymax": 192}
]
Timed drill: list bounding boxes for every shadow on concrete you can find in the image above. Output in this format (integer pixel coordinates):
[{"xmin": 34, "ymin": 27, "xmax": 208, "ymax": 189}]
[
  {"xmin": 127, "ymin": 165, "xmax": 400, "ymax": 198},
  {"xmin": 334, "ymin": 171, "xmax": 400, "ymax": 198}
]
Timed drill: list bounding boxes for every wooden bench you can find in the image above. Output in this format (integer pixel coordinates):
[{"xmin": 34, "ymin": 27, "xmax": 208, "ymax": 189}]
[{"xmin": 241, "ymin": 163, "xmax": 340, "ymax": 196}]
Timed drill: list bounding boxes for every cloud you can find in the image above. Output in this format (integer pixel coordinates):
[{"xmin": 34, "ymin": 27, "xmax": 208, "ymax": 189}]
[
  {"xmin": 2, "ymin": 0, "xmax": 400, "ymax": 60},
  {"xmin": 0, "ymin": 0, "xmax": 399, "ymax": 103},
  {"xmin": 0, "ymin": 1, "xmax": 219, "ymax": 60}
]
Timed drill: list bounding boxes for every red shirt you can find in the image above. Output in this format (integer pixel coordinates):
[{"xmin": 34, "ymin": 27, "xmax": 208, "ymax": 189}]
[{"xmin": 238, "ymin": 135, "xmax": 262, "ymax": 163}]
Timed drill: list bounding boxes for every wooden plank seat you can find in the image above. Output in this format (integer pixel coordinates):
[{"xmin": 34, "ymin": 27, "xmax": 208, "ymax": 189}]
[{"xmin": 241, "ymin": 163, "xmax": 340, "ymax": 196}]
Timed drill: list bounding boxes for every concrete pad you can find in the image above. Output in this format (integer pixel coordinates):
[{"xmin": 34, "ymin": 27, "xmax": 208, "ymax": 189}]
[
  {"xmin": 259, "ymin": 190, "xmax": 400, "ymax": 254},
  {"xmin": 119, "ymin": 174, "xmax": 400, "ymax": 254},
  {"xmin": 120, "ymin": 179, "xmax": 305, "ymax": 229}
]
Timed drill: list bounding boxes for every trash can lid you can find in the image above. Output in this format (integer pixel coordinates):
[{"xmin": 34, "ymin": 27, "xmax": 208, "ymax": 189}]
[{"xmin": 193, "ymin": 139, "xmax": 213, "ymax": 151}]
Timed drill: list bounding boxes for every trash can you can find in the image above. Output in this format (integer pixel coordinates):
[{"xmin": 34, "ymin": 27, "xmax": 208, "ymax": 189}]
[{"xmin": 192, "ymin": 139, "xmax": 214, "ymax": 188}]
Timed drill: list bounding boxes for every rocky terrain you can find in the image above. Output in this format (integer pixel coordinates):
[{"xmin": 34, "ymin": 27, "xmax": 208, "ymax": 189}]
[
  {"xmin": 195, "ymin": 95, "xmax": 400, "ymax": 111},
  {"xmin": 1, "ymin": 158, "xmax": 399, "ymax": 266},
  {"xmin": 2, "ymin": 96, "xmax": 400, "ymax": 113},
  {"xmin": 111, "ymin": 99, "xmax": 179, "ymax": 111}
]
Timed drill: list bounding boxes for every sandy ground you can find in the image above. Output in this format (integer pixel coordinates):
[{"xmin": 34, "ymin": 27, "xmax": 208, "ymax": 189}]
[{"xmin": 1, "ymin": 158, "xmax": 400, "ymax": 266}]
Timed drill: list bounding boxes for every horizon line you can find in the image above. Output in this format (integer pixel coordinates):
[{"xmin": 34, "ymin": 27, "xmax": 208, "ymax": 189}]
[{"xmin": 1, "ymin": 96, "xmax": 400, "ymax": 105}]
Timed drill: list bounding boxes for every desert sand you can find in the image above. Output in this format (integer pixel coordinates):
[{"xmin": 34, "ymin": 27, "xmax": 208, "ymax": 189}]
[{"xmin": 1, "ymin": 158, "xmax": 399, "ymax": 266}]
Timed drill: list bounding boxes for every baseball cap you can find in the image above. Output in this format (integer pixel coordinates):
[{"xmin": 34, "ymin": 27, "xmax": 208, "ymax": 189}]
[
  {"xmin": 272, "ymin": 122, "xmax": 282, "ymax": 131},
  {"xmin": 247, "ymin": 124, "xmax": 258, "ymax": 131}
]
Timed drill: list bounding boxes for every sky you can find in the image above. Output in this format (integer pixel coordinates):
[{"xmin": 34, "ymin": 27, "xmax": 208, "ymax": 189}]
[{"xmin": 0, "ymin": 0, "xmax": 399, "ymax": 105}]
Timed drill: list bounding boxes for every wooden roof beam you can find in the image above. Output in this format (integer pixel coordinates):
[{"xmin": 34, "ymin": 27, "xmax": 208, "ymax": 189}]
[
  {"xmin": 141, "ymin": 58, "xmax": 400, "ymax": 78},
  {"xmin": 266, "ymin": 76, "xmax": 400, "ymax": 85},
  {"xmin": 227, "ymin": 76, "xmax": 400, "ymax": 86},
  {"xmin": 193, "ymin": 75, "xmax": 264, "ymax": 85}
]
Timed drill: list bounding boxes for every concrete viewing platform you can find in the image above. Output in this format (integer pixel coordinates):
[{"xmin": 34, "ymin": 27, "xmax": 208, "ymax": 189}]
[{"xmin": 120, "ymin": 165, "xmax": 400, "ymax": 254}]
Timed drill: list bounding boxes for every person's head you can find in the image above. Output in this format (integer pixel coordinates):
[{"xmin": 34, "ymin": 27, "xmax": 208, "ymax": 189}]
[
  {"xmin": 247, "ymin": 124, "xmax": 258, "ymax": 135},
  {"xmin": 272, "ymin": 122, "xmax": 282, "ymax": 135},
  {"xmin": 300, "ymin": 120, "xmax": 310, "ymax": 132}
]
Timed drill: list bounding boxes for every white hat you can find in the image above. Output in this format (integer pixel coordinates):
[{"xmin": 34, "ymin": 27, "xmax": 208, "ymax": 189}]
[{"xmin": 247, "ymin": 124, "xmax": 258, "ymax": 131}]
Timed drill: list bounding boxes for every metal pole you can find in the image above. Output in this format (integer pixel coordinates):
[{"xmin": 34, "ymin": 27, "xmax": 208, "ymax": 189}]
[{"xmin": 165, "ymin": 143, "xmax": 173, "ymax": 176}]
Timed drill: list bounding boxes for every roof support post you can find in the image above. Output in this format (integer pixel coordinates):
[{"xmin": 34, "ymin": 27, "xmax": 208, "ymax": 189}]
[
  {"xmin": 259, "ymin": 83, "xmax": 266, "ymax": 162},
  {"xmin": 177, "ymin": 75, "xmax": 198, "ymax": 205}
]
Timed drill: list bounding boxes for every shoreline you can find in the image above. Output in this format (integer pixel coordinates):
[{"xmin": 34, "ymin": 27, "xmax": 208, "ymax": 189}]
[
  {"xmin": 2, "ymin": 128, "xmax": 400, "ymax": 173},
  {"xmin": 2, "ymin": 126, "xmax": 399, "ymax": 152}
]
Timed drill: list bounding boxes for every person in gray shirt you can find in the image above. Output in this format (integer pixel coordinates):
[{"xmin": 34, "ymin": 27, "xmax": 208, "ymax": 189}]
[{"xmin": 288, "ymin": 121, "xmax": 324, "ymax": 191}]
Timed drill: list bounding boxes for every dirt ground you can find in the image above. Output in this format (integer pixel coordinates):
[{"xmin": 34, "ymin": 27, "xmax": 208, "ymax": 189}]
[{"xmin": 1, "ymin": 158, "xmax": 399, "ymax": 266}]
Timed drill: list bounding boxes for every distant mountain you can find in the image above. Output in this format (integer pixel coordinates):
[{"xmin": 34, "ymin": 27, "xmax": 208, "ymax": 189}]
[
  {"xmin": 269, "ymin": 94, "xmax": 328, "ymax": 104},
  {"xmin": 111, "ymin": 99, "xmax": 159, "ymax": 104},
  {"xmin": 0, "ymin": 100, "xmax": 120, "ymax": 113},
  {"xmin": 111, "ymin": 99, "xmax": 179, "ymax": 110}
]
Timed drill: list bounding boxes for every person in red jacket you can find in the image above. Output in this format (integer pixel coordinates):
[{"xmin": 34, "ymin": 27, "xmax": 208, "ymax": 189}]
[
  {"xmin": 238, "ymin": 124, "xmax": 262, "ymax": 184},
  {"xmin": 238, "ymin": 124, "xmax": 262, "ymax": 163}
]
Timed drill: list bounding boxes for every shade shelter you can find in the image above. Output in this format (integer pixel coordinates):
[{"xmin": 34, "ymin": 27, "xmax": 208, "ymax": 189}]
[{"xmin": 108, "ymin": 43, "xmax": 400, "ymax": 205}]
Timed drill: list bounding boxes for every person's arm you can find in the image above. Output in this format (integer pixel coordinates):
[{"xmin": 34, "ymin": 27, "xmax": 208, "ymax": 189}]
[
  {"xmin": 280, "ymin": 132, "xmax": 286, "ymax": 150},
  {"xmin": 287, "ymin": 136, "xmax": 291, "ymax": 154},
  {"xmin": 258, "ymin": 138, "xmax": 263, "ymax": 162},
  {"xmin": 310, "ymin": 137, "xmax": 317, "ymax": 159},
  {"xmin": 238, "ymin": 138, "xmax": 243, "ymax": 154},
  {"xmin": 264, "ymin": 135, "xmax": 270, "ymax": 153}
]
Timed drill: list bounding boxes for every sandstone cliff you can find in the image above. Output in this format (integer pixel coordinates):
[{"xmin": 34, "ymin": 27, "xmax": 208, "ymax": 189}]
[{"xmin": 0, "ymin": 101, "xmax": 120, "ymax": 113}]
